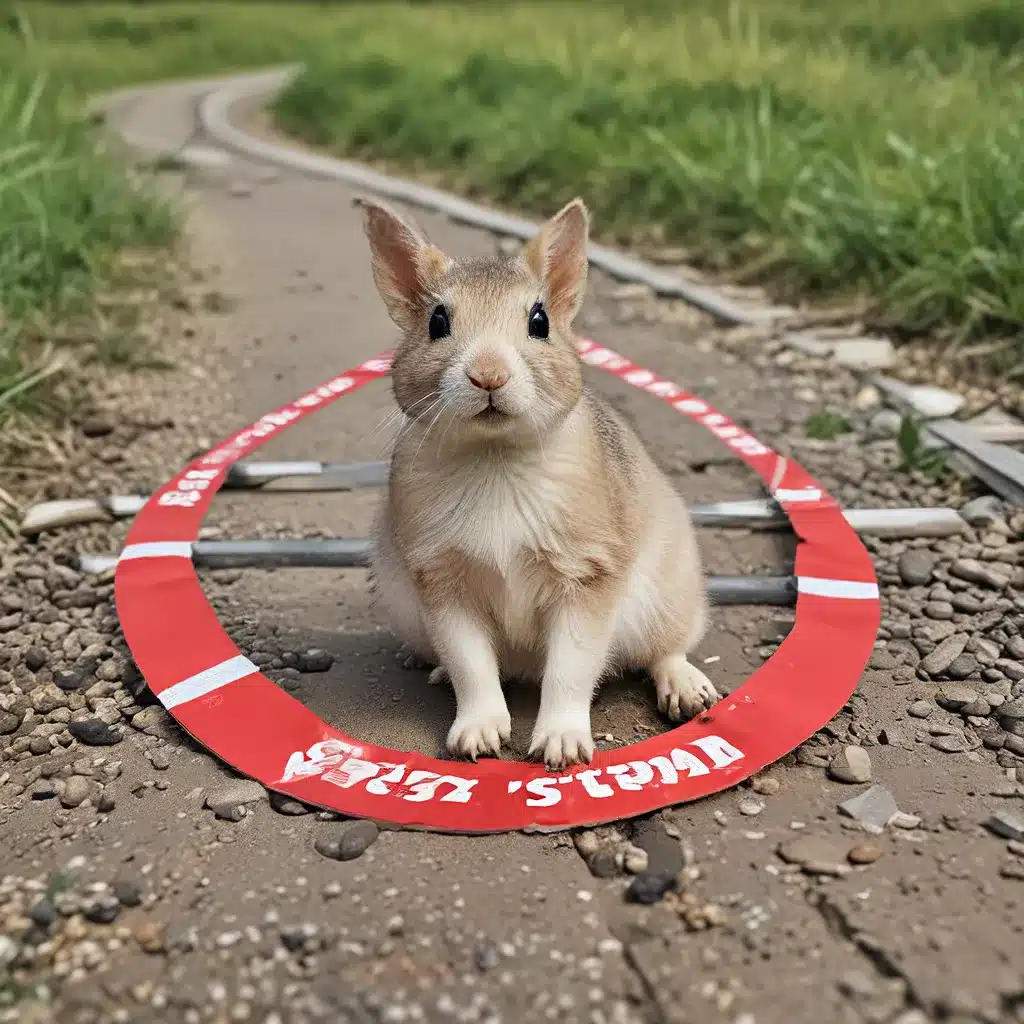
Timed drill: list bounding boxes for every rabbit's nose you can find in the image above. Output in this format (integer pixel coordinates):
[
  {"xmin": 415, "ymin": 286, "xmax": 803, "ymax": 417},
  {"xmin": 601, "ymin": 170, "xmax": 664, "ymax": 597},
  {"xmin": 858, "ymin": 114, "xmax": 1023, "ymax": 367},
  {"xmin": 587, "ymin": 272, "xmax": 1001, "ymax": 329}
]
[
  {"xmin": 466, "ymin": 359, "xmax": 510, "ymax": 391},
  {"xmin": 467, "ymin": 370, "xmax": 509, "ymax": 392}
]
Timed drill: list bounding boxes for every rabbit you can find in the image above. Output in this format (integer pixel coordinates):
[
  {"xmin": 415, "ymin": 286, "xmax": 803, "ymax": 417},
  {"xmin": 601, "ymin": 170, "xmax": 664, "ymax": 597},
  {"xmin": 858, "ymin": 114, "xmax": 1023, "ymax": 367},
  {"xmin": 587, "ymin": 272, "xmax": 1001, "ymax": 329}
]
[{"xmin": 359, "ymin": 194, "xmax": 718, "ymax": 770}]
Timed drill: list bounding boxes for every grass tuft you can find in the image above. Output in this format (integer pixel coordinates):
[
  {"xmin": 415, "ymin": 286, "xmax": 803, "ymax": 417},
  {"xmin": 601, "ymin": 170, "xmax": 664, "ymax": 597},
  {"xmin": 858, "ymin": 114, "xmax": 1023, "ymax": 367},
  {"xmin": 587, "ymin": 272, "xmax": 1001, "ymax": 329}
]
[{"xmin": 0, "ymin": 65, "xmax": 175, "ymax": 423}]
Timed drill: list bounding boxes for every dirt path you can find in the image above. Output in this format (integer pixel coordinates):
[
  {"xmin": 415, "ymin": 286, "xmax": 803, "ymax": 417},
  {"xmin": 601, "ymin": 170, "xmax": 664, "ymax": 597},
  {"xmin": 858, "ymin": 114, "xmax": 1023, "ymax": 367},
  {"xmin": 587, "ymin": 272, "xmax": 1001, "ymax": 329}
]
[{"xmin": 1, "ymin": 78, "xmax": 1022, "ymax": 1024}]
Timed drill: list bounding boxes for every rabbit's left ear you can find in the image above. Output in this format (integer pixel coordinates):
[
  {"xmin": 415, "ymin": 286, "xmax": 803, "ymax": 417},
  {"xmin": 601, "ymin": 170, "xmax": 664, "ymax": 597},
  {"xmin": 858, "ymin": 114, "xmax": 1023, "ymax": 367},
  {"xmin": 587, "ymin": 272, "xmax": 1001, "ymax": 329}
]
[
  {"xmin": 523, "ymin": 198, "xmax": 589, "ymax": 323},
  {"xmin": 357, "ymin": 196, "xmax": 451, "ymax": 332}
]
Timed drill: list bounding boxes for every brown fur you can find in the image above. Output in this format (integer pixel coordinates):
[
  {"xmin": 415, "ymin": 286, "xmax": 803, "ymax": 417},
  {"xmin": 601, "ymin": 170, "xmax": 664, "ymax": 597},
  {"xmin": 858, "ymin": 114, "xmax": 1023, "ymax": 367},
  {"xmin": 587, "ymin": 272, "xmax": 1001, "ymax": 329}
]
[{"xmin": 360, "ymin": 196, "xmax": 718, "ymax": 769}]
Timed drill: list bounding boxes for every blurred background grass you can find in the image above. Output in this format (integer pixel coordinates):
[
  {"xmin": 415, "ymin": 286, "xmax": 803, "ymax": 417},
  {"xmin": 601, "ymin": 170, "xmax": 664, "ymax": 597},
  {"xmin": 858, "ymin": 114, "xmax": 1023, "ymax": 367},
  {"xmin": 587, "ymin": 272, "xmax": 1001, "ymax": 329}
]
[{"xmin": 1, "ymin": 0, "xmax": 1022, "ymax": 421}]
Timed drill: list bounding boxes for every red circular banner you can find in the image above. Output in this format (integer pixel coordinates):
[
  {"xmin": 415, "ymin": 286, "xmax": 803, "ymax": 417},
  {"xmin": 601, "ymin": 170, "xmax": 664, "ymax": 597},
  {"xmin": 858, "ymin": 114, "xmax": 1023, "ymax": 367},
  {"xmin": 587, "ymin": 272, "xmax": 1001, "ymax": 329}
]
[{"xmin": 114, "ymin": 340, "xmax": 879, "ymax": 832}]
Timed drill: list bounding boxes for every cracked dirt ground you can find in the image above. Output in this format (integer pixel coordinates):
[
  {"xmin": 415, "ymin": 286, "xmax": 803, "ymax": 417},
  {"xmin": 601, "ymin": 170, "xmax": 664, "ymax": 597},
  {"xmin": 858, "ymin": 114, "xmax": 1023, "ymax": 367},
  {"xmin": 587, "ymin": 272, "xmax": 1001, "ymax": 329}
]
[{"xmin": 0, "ymin": 79, "xmax": 1022, "ymax": 1024}]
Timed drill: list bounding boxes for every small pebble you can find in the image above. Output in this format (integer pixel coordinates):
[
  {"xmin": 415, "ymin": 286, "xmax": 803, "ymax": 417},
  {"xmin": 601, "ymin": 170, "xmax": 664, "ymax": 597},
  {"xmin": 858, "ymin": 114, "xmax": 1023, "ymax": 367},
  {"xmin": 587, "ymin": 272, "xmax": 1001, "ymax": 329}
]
[
  {"xmin": 134, "ymin": 920, "xmax": 166, "ymax": 954},
  {"xmin": 828, "ymin": 746, "xmax": 873, "ymax": 784},
  {"xmin": 314, "ymin": 820, "xmax": 379, "ymax": 861},
  {"xmin": 84, "ymin": 894, "xmax": 120, "ymax": 925},
  {"xmin": 623, "ymin": 846, "xmax": 649, "ymax": 875},
  {"xmin": 29, "ymin": 900, "xmax": 58, "ymax": 928},
  {"xmin": 60, "ymin": 775, "xmax": 92, "ymax": 809},
  {"xmin": 751, "ymin": 776, "xmax": 780, "ymax": 796},
  {"xmin": 848, "ymin": 842, "xmax": 883, "ymax": 865},
  {"xmin": 147, "ymin": 749, "xmax": 172, "ymax": 771},
  {"xmin": 113, "ymin": 879, "xmax": 143, "ymax": 907},
  {"xmin": 738, "ymin": 798, "xmax": 764, "ymax": 816},
  {"xmin": 269, "ymin": 790, "xmax": 311, "ymax": 816}
]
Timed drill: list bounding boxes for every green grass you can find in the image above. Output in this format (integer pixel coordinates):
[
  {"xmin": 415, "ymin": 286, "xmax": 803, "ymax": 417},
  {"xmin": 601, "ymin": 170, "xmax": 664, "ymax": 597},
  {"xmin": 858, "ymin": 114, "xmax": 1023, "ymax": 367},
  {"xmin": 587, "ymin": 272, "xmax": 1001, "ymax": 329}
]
[
  {"xmin": 805, "ymin": 411, "xmax": 852, "ymax": 441},
  {"xmin": 0, "ymin": 64, "xmax": 177, "ymax": 426},
  {"xmin": 0, "ymin": 2, "xmax": 339, "ymax": 430},
  {"xmin": 2, "ymin": 1, "xmax": 1023, "ymax": 383},
  {"xmin": 269, "ymin": 0, "xmax": 1024, "ymax": 365}
]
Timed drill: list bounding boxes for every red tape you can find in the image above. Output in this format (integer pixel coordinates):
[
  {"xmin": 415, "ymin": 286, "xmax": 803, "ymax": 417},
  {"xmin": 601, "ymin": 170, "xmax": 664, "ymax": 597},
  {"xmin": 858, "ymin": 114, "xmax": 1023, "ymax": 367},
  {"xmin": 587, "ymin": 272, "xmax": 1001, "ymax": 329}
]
[{"xmin": 115, "ymin": 341, "xmax": 879, "ymax": 832}]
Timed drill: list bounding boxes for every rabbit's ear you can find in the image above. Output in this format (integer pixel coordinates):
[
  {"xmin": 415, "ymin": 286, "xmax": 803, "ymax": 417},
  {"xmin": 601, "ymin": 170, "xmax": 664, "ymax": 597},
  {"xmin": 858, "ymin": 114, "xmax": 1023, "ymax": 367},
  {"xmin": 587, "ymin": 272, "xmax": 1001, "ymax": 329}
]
[
  {"xmin": 524, "ymin": 198, "xmax": 589, "ymax": 323},
  {"xmin": 357, "ymin": 197, "xmax": 451, "ymax": 331}
]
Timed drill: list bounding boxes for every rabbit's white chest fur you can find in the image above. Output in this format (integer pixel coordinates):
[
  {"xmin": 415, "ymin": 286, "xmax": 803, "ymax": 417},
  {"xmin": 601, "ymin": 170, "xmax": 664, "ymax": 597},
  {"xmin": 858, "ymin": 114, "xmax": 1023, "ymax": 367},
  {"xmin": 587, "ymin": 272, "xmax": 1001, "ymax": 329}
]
[
  {"xmin": 419, "ymin": 459, "xmax": 568, "ymax": 669},
  {"xmin": 418, "ymin": 456, "xmax": 567, "ymax": 573}
]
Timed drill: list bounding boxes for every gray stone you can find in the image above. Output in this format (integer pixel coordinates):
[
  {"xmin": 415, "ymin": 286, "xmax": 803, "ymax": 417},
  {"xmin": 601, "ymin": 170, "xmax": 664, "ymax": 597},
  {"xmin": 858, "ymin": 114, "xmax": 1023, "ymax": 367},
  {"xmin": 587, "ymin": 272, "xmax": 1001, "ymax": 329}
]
[
  {"xmin": 935, "ymin": 685, "xmax": 979, "ymax": 711},
  {"xmin": 968, "ymin": 636, "xmax": 1001, "ymax": 661},
  {"xmin": 920, "ymin": 634, "xmax": 969, "ymax": 677},
  {"xmin": 998, "ymin": 697, "xmax": 1024, "ymax": 720},
  {"xmin": 147, "ymin": 749, "xmax": 171, "ymax": 770},
  {"xmin": 626, "ymin": 872, "xmax": 678, "ymax": 904},
  {"xmin": 888, "ymin": 812, "xmax": 921, "ymax": 830},
  {"xmin": 269, "ymin": 790, "xmax": 311, "ymax": 816},
  {"xmin": 204, "ymin": 780, "xmax": 266, "ymax": 809},
  {"xmin": 69, "ymin": 717, "xmax": 121, "ymax": 746},
  {"xmin": 1004, "ymin": 734, "xmax": 1024, "ymax": 757},
  {"xmin": 828, "ymin": 746, "xmax": 872, "ymax": 784},
  {"xmin": 998, "ymin": 660, "xmax": 1024, "ymax": 682},
  {"xmin": 985, "ymin": 809, "xmax": 1024, "ymax": 841},
  {"xmin": 32, "ymin": 779, "xmax": 57, "ymax": 801},
  {"xmin": 952, "ymin": 593, "xmax": 985, "ymax": 614},
  {"xmin": 868, "ymin": 648, "xmax": 898, "ymax": 671},
  {"xmin": 960, "ymin": 699, "xmax": 992, "ymax": 717},
  {"xmin": 838, "ymin": 785, "xmax": 899, "ymax": 830},
  {"xmin": 29, "ymin": 900, "xmax": 58, "ymax": 928},
  {"xmin": 930, "ymin": 734, "xmax": 969, "ymax": 753},
  {"xmin": 949, "ymin": 558, "xmax": 1008, "ymax": 590},
  {"xmin": 586, "ymin": 847, "xmax": 621, "ymax": 879},
  {"xmin": 24, "ymin": 647, "xmax": 47, "ymax": 672},
  {"xmin": 831, "ymin": 337, "xmax": 895, "ymax": 370},
  {"xmin": 83, "ymin": 894, "xmax": 120, "ymax": 925},
  {"xmin": 959, "ymin": 495, "xmax": 1003, "ymax": 528},
  {"xmin": 131, "ymin": 706, "xmax": 175, "ymax": 738},
  {"xmin": 777, "ymin": 836, "xmax": 850, "ymax": 877},
  {"xmin": 624, "ymin": 817, "xmax": 683, "ymax": 904},
  {"xmin": 947, "ymin": 654, "xmax": 978, "ymax": 680},
  {"xmin": 907, "ymin": 700, "xmax": 934, "ymax": 719},
  {"xmin": 314, "ymin": 819, "xmax": 380, "ymax": 861},
  {"xmin": 917, "ymin": 620, "xmax": 957, "ymax": 644},
  {"xmin": 897, "ymin": 551, "xmax": 934, "ymax": 587},
  {"xmin": 211, "ymin": 803, "xmax": 247, "ymax": 823},
  {"xmin": 1006, "ymin": 636, "xmax": 1024, "ymax": 661},
  {"xmin": 298, "ymin": 648, "xmax": 334, "ymax": 673},
  {"xmin": 924, "ymin": 602, "xmax": 954, "ymax": 621},
  {"xmin": 112, "ymin": 879, "xmax": 143, "ymax": 907}
]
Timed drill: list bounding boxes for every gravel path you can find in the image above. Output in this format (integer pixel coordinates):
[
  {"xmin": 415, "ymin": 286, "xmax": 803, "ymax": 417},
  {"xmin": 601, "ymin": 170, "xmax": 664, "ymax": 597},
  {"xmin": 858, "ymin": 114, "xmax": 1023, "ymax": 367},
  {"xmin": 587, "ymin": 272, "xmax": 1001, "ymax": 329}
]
[{"xmin": 0, "ymin": 77, "xmax": 1022, "ymax": 1024}]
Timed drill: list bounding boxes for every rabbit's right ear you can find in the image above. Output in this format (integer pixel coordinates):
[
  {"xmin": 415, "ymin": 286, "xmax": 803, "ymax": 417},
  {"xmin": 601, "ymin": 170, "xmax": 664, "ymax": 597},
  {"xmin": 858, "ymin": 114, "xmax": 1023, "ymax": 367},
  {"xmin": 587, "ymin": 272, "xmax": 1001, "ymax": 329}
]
[
  {"xmin": 524, "ymin": 198, "xmax": 589, "ymax": 324},
  {"xmin": 357, "ymin": 198, "xmax": 451, "ymax": 332}
]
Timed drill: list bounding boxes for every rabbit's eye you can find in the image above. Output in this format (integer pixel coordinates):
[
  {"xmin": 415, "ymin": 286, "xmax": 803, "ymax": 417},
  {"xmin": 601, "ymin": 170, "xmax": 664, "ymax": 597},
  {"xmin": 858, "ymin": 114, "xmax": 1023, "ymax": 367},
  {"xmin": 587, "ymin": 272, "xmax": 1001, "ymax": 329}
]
[
  {"xmin": 528, "ymin": 302, "xmax": 549, "ymax": 340},
  {"xmin": 428, "ymin": 304, "xmax": 451, "ymax": 341}
]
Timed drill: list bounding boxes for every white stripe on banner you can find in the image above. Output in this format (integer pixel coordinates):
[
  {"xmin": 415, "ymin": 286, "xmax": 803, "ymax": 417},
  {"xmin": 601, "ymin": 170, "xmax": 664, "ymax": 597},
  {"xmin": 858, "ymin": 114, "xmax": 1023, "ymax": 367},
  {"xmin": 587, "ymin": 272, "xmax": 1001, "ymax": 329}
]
[
  {"xmin": 773, "ymin": 488, "xmax": 823, "ymax": 503},
  {"xmin": 160, "ymin": 654, "xmax": 258, "ymax": 709},
  {"xmin": 119, "ymin": 542, "xmax": 193, "ymax": 561},
  {"xmin": 768, "ymin": 456, "xmax": 788, "ymax": 493},
  {"xmin": 798, "ymin": 577, "xmax": 879, "ymax": 600}
]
